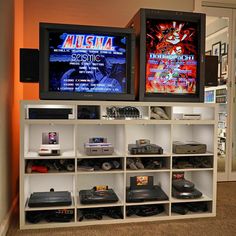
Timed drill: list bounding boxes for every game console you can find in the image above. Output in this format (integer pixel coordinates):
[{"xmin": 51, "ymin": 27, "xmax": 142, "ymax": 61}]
[
  {"xmin": 126, "ymin": 176, "xmax": 168, "ymax": 202},
  {"xmin": 26, "ymin": 209, "xmax": 74, "ymax": 223},
  {"xmin": 28, "ymin": 191, "xmax": 72, "ymax": 207},
  {"xmin": 79, "ymin": 186, "xmax": 119, "ymax": 204},
  {"xmin": 78, "ymin": 207, "xmax": 123, "ymax": 221},
  {"xmin": 127, "ymin": 204, "xmax": 165, "ymax": 217},
  {"xmin": 172, "ymin": 179, "xmax": 202, "ymax": 199},
  {"xmin": 38, "ymin": 132, "xmax": 60, "ymax": 156},
  {"xmin": 28, "ymin": 108, "xmax": 74, "ymax": 119},
  {"xmin": 128, "ymin": 139, "xmax": 163, "ymax": 155},
  {"xmin": 173, "ymin": 141, "xmax": 207, "ymax": 154},
  {"xmin": 38, "ymin": 144, "xmax": 61, "ymax": 156},
  {"xmin": 175, "ymin": 113, "xmax": 201, "ymax": 120},
  {"xmin": 84, "ymin": 137, "xmax": 114, "ymax": 156}
]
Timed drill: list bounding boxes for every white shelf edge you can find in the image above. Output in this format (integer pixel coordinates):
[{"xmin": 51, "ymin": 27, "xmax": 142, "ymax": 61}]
[
  {"xmin": 24, "ymin": 171, "xmax": 75, "ymax": 176},
  {"xmin": 22, "ymin": 221, "xmax": 76, "ymax": 230},
  {"xmin": 171, "ymin": 195, "xmax": 212, "ymax": 203},
  {"xmin": 77, "ymin": 170, "xmax": 124, "ymax": 174},
  {"xmin": 24, "ymin": 120, "xmax": 76, "ymax": 125},
  {"xmin": 172, "ymin": 152, "xmax": 214, "ymax": 157},
  {"xmin": 24, "ymin": 151, "xmax": 76, "ymax": 159},
  {"xmin": 126, "ymin": 169, "xmax": 170, "ymax": 173},
  {"xmin": 77, "ymin": 200, "xmax": 124, "ymax": 209},
  {"xmin": 125, "ymin": 200, "xmax": 169, "ymax": 206},
  {"xmin": 126, "ymin": 153, "xmax": 171, "ymax": 158},
  {"xmin": 172, "ymin": 168, "xmax": 213, "ymax": 172},
  {"xmin": 77, "ymin": 151, "xmax": 124, "ymax": 159},
  {"xmin": 170, "ymin": 212, "xmax": 215, "ymax": 219},
  {"xmin": 24, "ymin": 156, "xmax": 75, "ymax": 160}
]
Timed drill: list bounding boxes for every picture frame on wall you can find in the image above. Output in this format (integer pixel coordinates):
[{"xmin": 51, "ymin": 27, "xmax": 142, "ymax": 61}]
[
  {"xmin": 212, "ymin": 42, "xmax": 221, "ymax": 61},
  {"xmin": 221, "ymin": 54, "xmax": 228, "ymax": 75},
  {"xmin": 205, "ymin": 50, "xmax": 211, "ymax": 55},
  {"xmin": 221, "ymin": 43, "xmax": 226, "ymax": 54}
]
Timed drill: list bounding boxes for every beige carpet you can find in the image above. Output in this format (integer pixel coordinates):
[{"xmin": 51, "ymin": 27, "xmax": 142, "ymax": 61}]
[{"xmin": 7, "ymin": 182, "xmax": 236, "ymax": 236}]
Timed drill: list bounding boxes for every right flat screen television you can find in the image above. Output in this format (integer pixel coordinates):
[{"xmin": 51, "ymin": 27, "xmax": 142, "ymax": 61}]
[{"xmin": 128, "ymin": 8, "xmax": 206, "ymax": 102}]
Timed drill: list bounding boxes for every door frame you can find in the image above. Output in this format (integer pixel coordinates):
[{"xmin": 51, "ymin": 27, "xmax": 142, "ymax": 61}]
[{"xmin": 194, "ymin": 0, "xmax": 235, "ymax": 181}]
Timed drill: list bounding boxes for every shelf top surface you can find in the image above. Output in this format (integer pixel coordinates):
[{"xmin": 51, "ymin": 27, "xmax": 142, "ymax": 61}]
[{"xmin": 21, "ymin": 100, "xmax": 217, "ymax": 108}]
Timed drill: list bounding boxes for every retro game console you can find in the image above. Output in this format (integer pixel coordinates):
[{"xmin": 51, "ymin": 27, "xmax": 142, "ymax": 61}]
[
  {"xmin": 173, "ymin": 141, "xmax": 207, "ymax": 154},
  {"xmin": 28, "ymin": 191, "xmax": 72, "ymax": 207},
  {"xmin": 172, "ymin": 179, "xmax": 202, "ymax": 199},
  {"xmin": 38, "ymin": 144, "xmax": 61, "ymax": 156},
  {"xmin": 126, "ymin": 176, "xmax": 168, "ymax": 202},
  {"xmin": 84, "ymin": 137, "xmax": 114, "ymax": 156},
  {"xmin": 38, "ymin": 132, "xmax": 60, "ymax": 156},
  {"xmin": 175, "ymin": 113, "xmax": 201, "ymax": 120},
  {"xmin": 128, "ymin": 139, "xmax": 163, "ymax": 155},
  {"xmin": 172, "ymin": 172, "xmax": 202, "ymax": 199},
  {"xmin": 28, "ymin": 108, "xmax": 74, "ymax": 119},
  {"xmin": 79, "ymin": 186, "xmax": 119, "ymax": 204}
]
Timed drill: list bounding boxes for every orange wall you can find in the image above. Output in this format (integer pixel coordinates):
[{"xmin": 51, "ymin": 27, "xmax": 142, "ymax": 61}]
[
  {"xmin": 12, "ymin": 0, "xmax": 24, "ymax": 201},
  {"xmin": 22, "ymin": 0, "xmax": 194, "ymax": 99}
]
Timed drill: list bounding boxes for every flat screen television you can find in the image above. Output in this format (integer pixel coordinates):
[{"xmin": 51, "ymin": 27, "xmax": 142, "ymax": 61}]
[
  {"xmin": 127, "ymin": 8, "xmax": 205, "ymax": 102},
  {"xmin": 39, "ymin": 23, "xmax": 135, "ymax": 100}
]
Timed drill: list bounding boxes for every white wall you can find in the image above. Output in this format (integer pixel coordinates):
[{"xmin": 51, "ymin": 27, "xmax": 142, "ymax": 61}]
[{"xmin": 0, "ymin": 0, "xmax": 14, "ymax": 225}]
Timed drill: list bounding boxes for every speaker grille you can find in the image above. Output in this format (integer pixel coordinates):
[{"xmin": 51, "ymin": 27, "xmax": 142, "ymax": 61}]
[{"xmin": 20, "ymin": 48, "xmax": 39, "ymax": 83}]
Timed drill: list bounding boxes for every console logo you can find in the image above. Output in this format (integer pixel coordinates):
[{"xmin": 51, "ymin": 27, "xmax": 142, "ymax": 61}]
[{"xmin": 62, "ymin": 34, "xmax": 114, "ymax": 51}]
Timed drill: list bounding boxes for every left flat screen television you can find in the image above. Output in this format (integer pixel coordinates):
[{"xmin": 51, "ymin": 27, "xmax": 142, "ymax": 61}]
[{"xmin": 39, "ymin": 23, "xmax": 135, "ymax": 100}]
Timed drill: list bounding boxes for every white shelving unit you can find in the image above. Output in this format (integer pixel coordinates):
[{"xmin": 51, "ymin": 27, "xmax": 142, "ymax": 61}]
[{"xmin": 20, "ymin": 101, "xmax": 218, "ymax": 229}]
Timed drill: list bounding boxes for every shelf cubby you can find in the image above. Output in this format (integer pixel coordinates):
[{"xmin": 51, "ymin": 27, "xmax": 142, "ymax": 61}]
[
  {"xmin": 126, "ymin": 203, "xmax": 169, "ymax": 219},
  {"xmin": 171, "ymin": 201, "xmax": 213, "ymax": 216},
  {"xmin": 24, "ymin": 124, "xmax": 76, "ymax": 158},
  {"xmin": 77, "ymin": 124, "xmax": 125, "ymax": 156},
  {"xmin": 172, "ymin": 124, "xmax": 215, "ymax": 153},
  {"xmin": 125, "ymin": 124, "xmax": 171, "ymax": 154}
]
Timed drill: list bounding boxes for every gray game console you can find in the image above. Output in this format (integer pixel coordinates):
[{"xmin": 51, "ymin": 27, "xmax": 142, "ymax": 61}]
[{"xmin": 173, "ymin": 141, "xmax": 207, "ymax": 154}]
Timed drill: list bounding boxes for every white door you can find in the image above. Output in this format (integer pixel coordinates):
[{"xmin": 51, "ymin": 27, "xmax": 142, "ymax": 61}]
[
  {"xmin": 229, "ymin": 9, "xmax": 236, "ymax": 181},
  {"xmin": 194, "ymin": 1, "xmax": 235, "ymax": 181}
]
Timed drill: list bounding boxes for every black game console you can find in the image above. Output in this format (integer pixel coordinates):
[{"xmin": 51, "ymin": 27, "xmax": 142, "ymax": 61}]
[
  {"xmin": 28, "ymin": 108, "xmax": 73, "ymax": 119},
  {"xmin": 28, "ymin": 191, "xmax": 72, "ymax": 207},
  {"xmin": 26, "ymin": 209, "xmax": 74, "ymax": 223},
  {"xmin": 126, "ymin": 176, "xmax": 168, "ymax": 202},
  {"xmin": 127, "ymin": 204, "xmax": 165, "ymax": 217},
  {"xmin": 79, "ymin": 186, "xmax": 119, "ymax": 204},
  {"xmin": 78, "ymin": 207, "xmax": 123, "ymax": 221},
  {"xmin": 172, "ymin": 202, "xmax": 208, "ymax": 215},
  {"xmin": 128, "ymin": 139, "xmax": 163, "ymax": 155},
  {"xmin": 172, "ymin": 179, "xmax": 202, "ymax": 199}
]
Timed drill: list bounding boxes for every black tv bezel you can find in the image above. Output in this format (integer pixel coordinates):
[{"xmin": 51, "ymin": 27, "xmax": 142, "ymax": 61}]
[
  {"xmin": 131, "ymin": 8, "xmax": 205, "ymax": 102},
  {"xmin": 39, "ymin": 23, "xmax": 135, "ymax": 100}
]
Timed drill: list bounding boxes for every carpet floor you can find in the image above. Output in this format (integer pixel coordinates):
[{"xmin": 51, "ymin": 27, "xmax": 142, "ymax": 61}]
[{"xmin": 7, "ymin": 182, "xmax": 236, "ymax": 236}]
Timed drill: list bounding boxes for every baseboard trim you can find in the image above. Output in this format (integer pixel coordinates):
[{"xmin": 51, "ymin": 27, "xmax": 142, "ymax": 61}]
[{"xmin": 0, "ymin": 195, "xmax": 18, "ymax": 236}]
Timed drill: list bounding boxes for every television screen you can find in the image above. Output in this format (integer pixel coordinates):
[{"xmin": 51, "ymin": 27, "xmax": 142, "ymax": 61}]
[
  {"xmin": 40, "ymin": 23, "xmax": 135, "ymax": 100},
  {"xmin": 127, "ymin": 8, "xmax": 205, "ymax": 102},
  {"xmin": 146, "ymin": 19, "xmax": 198, "ymax": 95}
]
